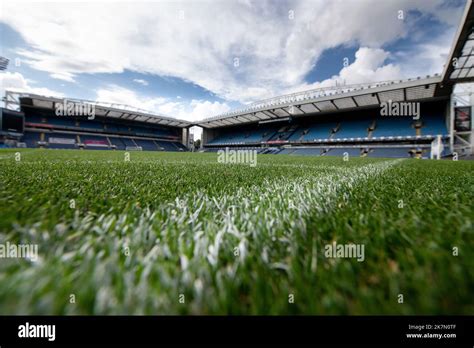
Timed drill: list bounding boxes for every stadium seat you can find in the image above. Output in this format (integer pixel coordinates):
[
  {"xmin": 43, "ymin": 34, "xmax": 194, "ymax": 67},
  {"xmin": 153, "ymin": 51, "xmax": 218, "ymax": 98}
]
[
  {"xmin": 325, "ymin": 148, "xmax": 361, "ymax": 157},
  {"xmin": 367, "ymin": 148, "xmax": 413, "ymax": 158},
  {"xmin": 134, "ymin": 139, "xmax": 159, "ymax": 151},
  {"xmin": 333, "ymin": 120, "xmax": 370, "ymax": 139},
  {"xmin": 419, "ymin": 114, "xmax": 448, "ymax": 136},
  {"xmin": 372, "ymin": 118, "xmax": 415, "ymax": 138}
]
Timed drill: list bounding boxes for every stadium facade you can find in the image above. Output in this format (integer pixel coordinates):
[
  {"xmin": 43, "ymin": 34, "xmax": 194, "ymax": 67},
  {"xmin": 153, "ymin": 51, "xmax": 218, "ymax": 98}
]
[{"xmin": 1, "ymin": 0, "xmax": 473, "ymax": 158}]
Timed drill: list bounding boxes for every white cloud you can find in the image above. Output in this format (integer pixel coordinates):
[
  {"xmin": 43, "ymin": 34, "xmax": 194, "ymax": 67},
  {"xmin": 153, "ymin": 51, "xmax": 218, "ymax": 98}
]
[
  {"xmin": 298, "ymin": 47, "xmax": 402, "ymax": 91},
  {"xmin": 95, "ymin": 84, "xmax": 230, "ymax": 121},
  {"xmin": 393, "ymin": 30, "xmax": 455, "ymax": 79},
  {"xmin": 0, "ymin": 0, "xmax": 463, "ymax": 105},
  {"xmin": 0, "ymin": 71, "xmax": 64, "ymax": 98},
  {"xmin": 133, "ymin": 78, "xmax": 149, "ymax": 86},
  {"xmin": 50, "ymin": 72, "xmax": 76, "ymax": 83},
  {"xmin": 96, "ymin": 84, "xmax": 166, "ymax": 111},
  {"xmin": 187, "ymin": 100, "xmax": 231, "ymax": 120}
]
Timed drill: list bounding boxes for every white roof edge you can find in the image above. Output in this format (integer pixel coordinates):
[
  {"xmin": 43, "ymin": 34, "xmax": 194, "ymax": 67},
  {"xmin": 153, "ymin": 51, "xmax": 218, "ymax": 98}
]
[
  {"xmin": 13, "ymin": 91, "xmax": 192, "ymax": 127},
  {"xmin": 199, "ymin": 75, "xmax": 444, "ymax": 126},
  {"xmin": 441, "ymin": 0, "xmax": 473, "ymax": 82}
]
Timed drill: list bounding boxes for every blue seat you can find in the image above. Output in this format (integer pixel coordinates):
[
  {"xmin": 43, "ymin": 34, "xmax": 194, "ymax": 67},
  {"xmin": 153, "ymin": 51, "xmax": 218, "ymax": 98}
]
[
  {"xmin": 333, "ymin": 121, "xmax": 370, "ymax": 139},
  {"xmin": 296, "ymin": 123, "xmax": 336, "ymax": 141},
  {"xmin": 367, "ymin": 148, "xmax": 412, "ymax": 158},
  {"xmin": 134, "ymin": 139, "xmax": 158, "ymax": 151},
  {"xmin": 291, "ymin": 148, "xmax": 323, "ymax": 156},
  {"xmin": 326, "ymin": 148, "xmax": 361, "ymax": 157},
  {"xmin": 22, "ymin": 132, "xmax": 41, "ymax": 147},
  {"xmin": 373, "ymin": 118, "xmax": 415, "ymax": 137},
  {"xmin": 419, "ymin": 115, "xmax": 448, "ymax": 136}
]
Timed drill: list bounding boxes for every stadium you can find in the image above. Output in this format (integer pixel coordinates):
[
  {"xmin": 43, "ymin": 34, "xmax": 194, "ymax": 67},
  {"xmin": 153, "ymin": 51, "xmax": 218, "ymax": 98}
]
[
  {"xmin": 0, "ymin": 2, "xmax": 473, "ymax": 158},
  {"xmin": 0, "ymin": 0, "xmax": 473, "ymax": 326}
]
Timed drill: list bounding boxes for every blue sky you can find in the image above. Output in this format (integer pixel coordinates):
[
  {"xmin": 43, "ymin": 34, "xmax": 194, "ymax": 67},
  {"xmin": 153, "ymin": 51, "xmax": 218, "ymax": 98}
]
[{"xmin": 0, "ymin": 0, "xmax": 467, "ymax": 122}]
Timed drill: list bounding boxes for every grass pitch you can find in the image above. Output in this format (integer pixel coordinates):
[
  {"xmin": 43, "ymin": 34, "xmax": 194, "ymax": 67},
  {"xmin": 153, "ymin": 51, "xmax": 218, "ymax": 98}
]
[{"xmin": 0, "ymin": 149, "xmax": 473, "ymax": 314}]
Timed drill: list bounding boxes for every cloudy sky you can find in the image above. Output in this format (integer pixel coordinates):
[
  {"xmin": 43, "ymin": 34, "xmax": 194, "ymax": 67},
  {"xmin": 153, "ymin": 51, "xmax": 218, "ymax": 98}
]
[{"xmin": 0, "ymin": 0, "xmax": 467, "ymax": 122}]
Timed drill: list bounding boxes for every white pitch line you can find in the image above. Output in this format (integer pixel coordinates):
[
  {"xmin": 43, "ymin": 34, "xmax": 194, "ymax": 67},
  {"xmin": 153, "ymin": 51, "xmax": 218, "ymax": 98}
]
[{"xmin": 151, "ymin": 159, "xmax": 403, "ymax": 269}]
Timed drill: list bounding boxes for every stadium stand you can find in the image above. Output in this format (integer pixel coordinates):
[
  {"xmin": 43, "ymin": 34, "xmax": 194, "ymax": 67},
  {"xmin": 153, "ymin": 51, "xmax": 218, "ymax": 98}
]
[
  {"xmin": 419, "ymin": 114, "xmax": 448, "ymax": 137},
  {"xmin": 82, "ymin": 135, "xmax": 110, "ymax": 149},
  {"xmin": 291, "ymin": 148, "xmax": 324, "ymax": 156},
  {"xmin": 279, "ymin": 148, "xmax": 296, "ymax": 155},
  {"xmin": 201, "ymin": 97, "xmax": 454, "ymax": 158},
  {"xmin": 121, "ymin": 138, "xmax": 137, "ymax": 148},
  {"xmin": 134, "ymin": 139, "xmax": 159, "ymax": 151},
  {"xmin": 294, "ymin": 122, "xmax": 337, "ymax": 142},
  {"xmin": 5, "ymin": 95, "xmax": 190, "ymax": 152},
  {"xmin": 157, "ymin": 141, "xmax": 181, "ymax": 151},
  {"xmin": 22, "ymin": 131, "xmax": 41, "ymax": 148},
  {"xmin": 326, "ymin": 148, "xmax": 361, "ymax": 156},
  {"xmin": 107, "ymin": 137, "xmax": 124, "ymax": 150},
  {"xmin": 80, "ymin": 120, "xmax": 104, "ymax": 131},
  {"xmin": 207, "ymin": 125, "xmax": 277, "ymax": 145},
  {"xmin": 372, "ymin": 117, "xmax": 415, "ymax": 138},
  {"xmin": 46, "ymin": 133, "xmax": 77, "ymax": 149},
  {"xmin": 333, "ymin": 120, "xmax": 370, "ymax": 140},
  {"xmin": 267, "ymin": 125, "xmax": 298, "ymax": 142},
  {"xmin": 366, "ymin": 148, "xmax": 414, "ymax": 158},
  {"xmin": 44, "ymin": 117, "xmax": 77, "ymax": 128}
]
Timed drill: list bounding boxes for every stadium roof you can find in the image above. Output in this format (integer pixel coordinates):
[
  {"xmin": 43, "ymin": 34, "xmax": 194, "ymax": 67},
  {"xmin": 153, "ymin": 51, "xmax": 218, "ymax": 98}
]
[
  {"xmin": 197, "ymin": 75, "xmax": 451, "ymax": 129},
  {"xmin": 7, "ymin": 92, "xmax": 193, "ymax": 128},
  {"xmin": 442, "ymin": 0, "xmax": 474, "ymax": 83}
]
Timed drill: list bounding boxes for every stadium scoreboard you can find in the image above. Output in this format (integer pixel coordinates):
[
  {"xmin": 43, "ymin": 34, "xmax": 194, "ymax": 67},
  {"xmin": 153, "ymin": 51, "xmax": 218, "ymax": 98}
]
[{"xmin": 454, "ymin": 106, "xmax": 472, "ymax": 132}]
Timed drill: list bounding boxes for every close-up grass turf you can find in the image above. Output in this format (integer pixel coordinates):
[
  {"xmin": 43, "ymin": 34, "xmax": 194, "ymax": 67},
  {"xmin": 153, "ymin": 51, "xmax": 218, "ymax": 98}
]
[{"xmin": 0, "ymin": 149, "xmax": 472, "ymax": 314}]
